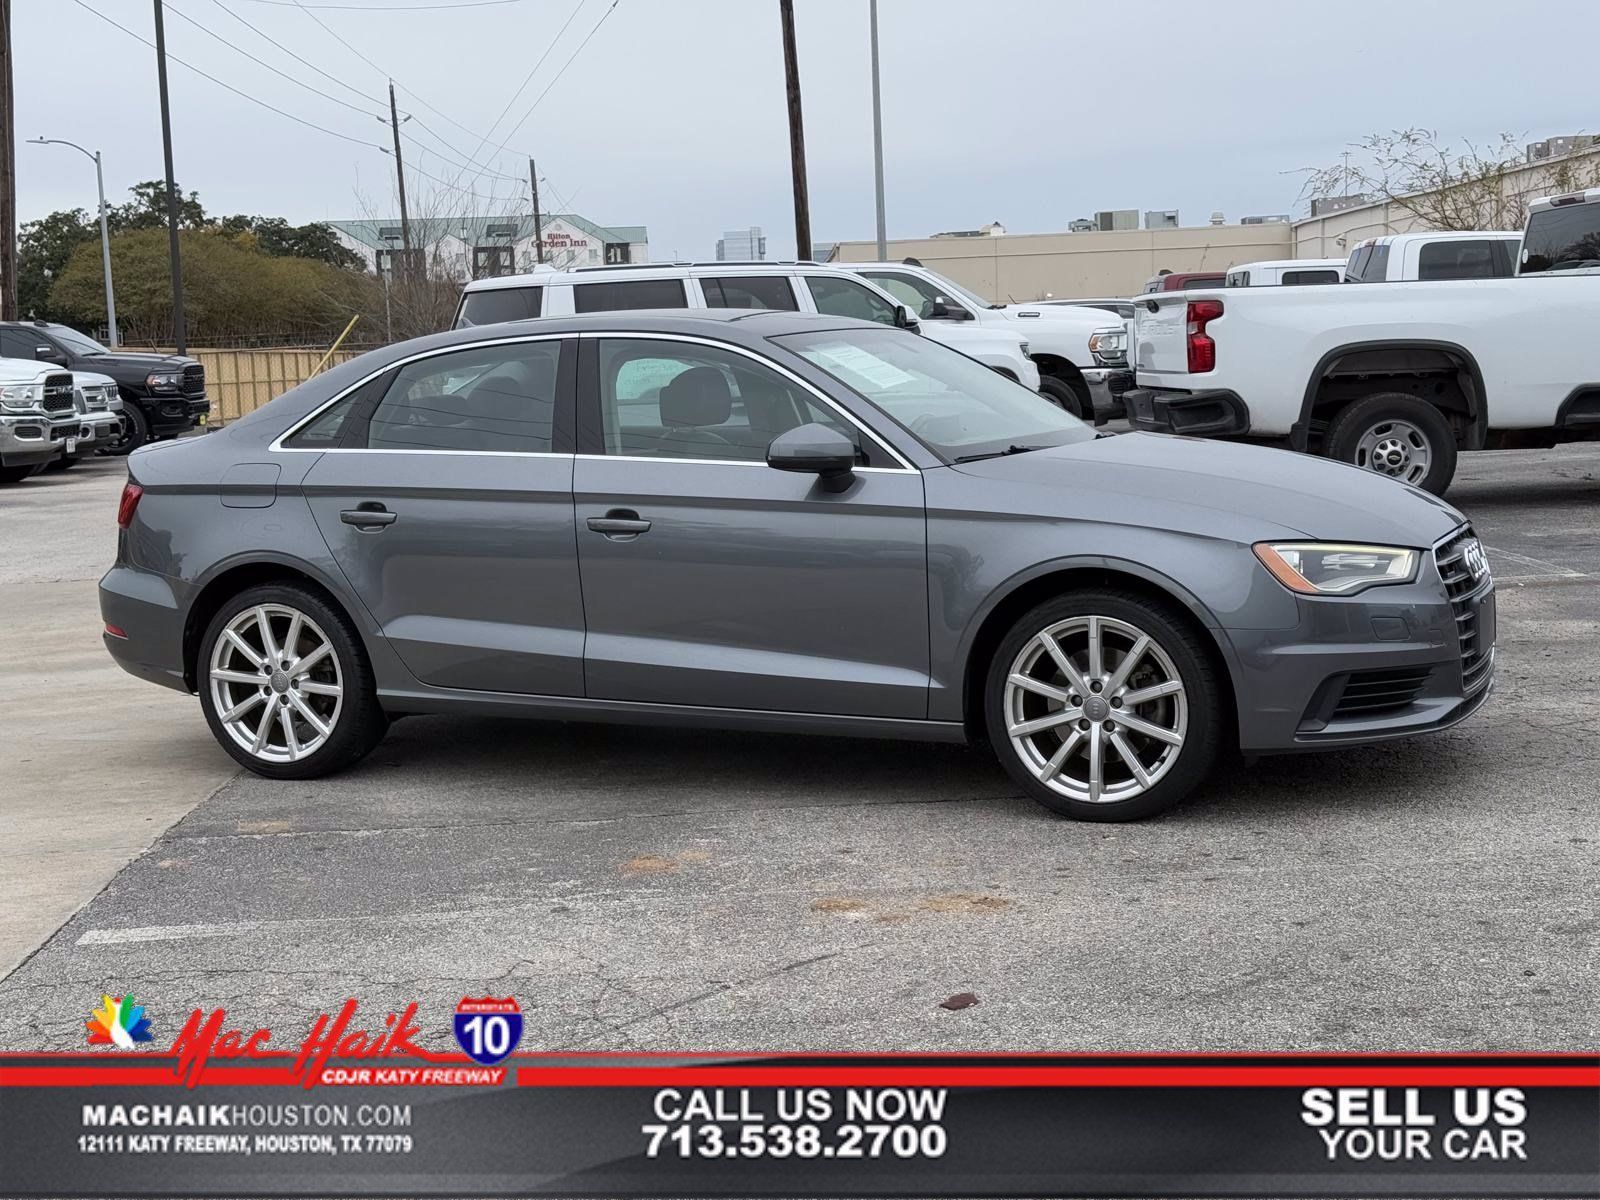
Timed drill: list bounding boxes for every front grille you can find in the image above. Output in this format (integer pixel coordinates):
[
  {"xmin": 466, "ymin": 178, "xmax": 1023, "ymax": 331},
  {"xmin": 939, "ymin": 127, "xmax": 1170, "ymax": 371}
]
[
  {"xmin": 1332, "ymin": 666, "xmax": 1434, "ymax": 718},
  {"xmin": 181, "ymin": 363, "xmax": 205, "ymax": 396},
  {"xmin": 41, "ymin": 373, "xmax": 75, "ymax": 413},
  {"xmin": 1435, "ymin": 527, "xmax": 1494, "ymax": 694}
]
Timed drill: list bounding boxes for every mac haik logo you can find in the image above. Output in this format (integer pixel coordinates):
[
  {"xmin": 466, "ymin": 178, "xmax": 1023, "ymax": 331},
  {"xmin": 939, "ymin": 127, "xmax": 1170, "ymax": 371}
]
[
  {"xmin": 453, "ymin": 996, "xmax": 522, "ymax": 1066},
  {"xmin": 86, "ymin": 994, "xmax": 155, "ymax": 1048},
  {"xmin": 170, "ymin": 998, "xmax": 424, "ymax": 1088}
]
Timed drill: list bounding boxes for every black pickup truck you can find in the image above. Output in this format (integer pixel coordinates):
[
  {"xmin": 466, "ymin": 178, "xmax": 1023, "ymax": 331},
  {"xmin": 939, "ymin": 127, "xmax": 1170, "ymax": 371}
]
[{"xmin": 0, "ymin": 321, "xmax": 209, "ymax": 453}]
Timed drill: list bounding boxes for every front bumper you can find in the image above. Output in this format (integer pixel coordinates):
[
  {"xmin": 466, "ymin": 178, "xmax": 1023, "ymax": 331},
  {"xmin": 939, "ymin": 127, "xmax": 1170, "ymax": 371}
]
[
  {"xmin": 1016, "ymin": 357, "xmax": 1041, "ymax": 393},
  {"xmin": 1082, "ymin": 366, "xmax": 1133, "ymax": 421},
  {"xmin": 148, "ymin": 393, "xmax": 210, "ymax": 435},
  {"xmin": 1, "ymin": 412, "xmax": 82, "ymax": 468},
  {"xmin": 1125, "ymin": 386, "xmax": 1249, "ymax": 436},
  {"xmin": 61, "ymin": 412, "xmax": 122, "ymax": 459},
  {"xmin": 1228, "ymin": 542, "xmax": 1496, "ymax": 753}
]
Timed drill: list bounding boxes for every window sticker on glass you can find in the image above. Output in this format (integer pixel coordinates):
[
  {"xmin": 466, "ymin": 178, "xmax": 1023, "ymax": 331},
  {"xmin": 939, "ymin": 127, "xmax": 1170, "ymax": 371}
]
[{"xmin": 803, "ymin": 341, "xmax": 917, "ymax": 390}]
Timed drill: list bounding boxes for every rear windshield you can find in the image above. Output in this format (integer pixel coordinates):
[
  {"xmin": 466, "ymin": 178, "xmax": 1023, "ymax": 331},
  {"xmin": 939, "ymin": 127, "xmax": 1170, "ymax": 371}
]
[
  {"xmin": 1281, "ymin": 269, "xmax": 1341, "ymax": 285},
  {"xmin": 454, "ymin": 286, "xmax": 542, "ymax": 329},
  {"xmin": 1520, "ymin": 203, "xmax": 1600, "ymax": 274}
]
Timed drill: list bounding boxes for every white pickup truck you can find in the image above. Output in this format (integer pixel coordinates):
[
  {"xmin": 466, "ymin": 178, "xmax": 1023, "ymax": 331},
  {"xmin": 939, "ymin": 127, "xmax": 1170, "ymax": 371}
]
[{"xmin": 1124, "ymin": 190, "xmax": 1600, "ymax": 493}]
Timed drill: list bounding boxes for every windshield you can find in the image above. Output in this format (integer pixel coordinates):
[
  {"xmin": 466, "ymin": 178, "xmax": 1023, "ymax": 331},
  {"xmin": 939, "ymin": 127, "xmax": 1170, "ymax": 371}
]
[
  {"xmin": 47, "ymin": 325, "xmax": 108, "ymax": 355},
  {"xmin": 778, "ymin": 328, "xmax": 1094, "ymax": 462},
  {"xmin": 1520, "ymin": 203, "xmax": 1600, "ymax": 274}
]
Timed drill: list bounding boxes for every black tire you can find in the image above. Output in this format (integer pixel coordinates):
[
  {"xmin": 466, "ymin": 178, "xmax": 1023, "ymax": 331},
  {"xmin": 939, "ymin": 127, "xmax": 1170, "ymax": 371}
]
[
  {"xmin": 198, "ymin": 582, "xmax": 388, "ymax": 780},
  {"xmin": 0, "ymin": 463, "xmax": 37, "ymax": 484},
  {"xmin": 984, "ymin": 588, "xmax": 1223, "ymax": 822},
  {"xmin": 104, "ymin": 404, "xmax": 148, "ymax": 456},
  {"xmin": 44, "ymin": 455, "xmax": 77, "ymax": 472},
  {"xmin": 1039, "ymin": 374, "xmax": 1090, "ymax": 420},
  {"xmin": 1325, "ymin": 392, "xmax": 1457, "ymax": 495}
]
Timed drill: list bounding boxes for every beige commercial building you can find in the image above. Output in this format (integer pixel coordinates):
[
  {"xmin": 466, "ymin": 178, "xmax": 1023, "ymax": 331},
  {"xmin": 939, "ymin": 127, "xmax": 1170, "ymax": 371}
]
[{"xmin": 828, "ymin": 223, "xmax": 1293, "ymax": 301}]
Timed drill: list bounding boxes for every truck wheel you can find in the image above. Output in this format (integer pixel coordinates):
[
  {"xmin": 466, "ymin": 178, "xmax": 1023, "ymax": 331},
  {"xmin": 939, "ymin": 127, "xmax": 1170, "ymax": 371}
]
[
  {"xmin": 0, "ymin": 464, "xmax": 38, "ymax": 484},
  {"xmin": 984, "ymin": 588, "xmax": 1222, "ymax": 822},
  {"xmin": 104, "ymin": 405, "xmax": 148, "ymax": 456},
  {"xmin": 44, "ymin": 455, "xmax": 77, "ymax": 471},
  {"xmin": 1039, "ymin": 375, "xmax": 1090, "ymax": 419},
  {"xmin": 1325, "ymin": 393, "xmax": 1457, "ymax": 495}
]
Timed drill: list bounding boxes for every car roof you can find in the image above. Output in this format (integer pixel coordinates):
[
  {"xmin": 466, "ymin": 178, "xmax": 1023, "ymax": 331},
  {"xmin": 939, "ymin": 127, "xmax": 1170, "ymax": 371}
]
[
  {"xmin": 450, "ymin": 307, "xmax": 895, "ymax": 340},
  {"xmin": 462, "ymin": 261, "xmax": 866, "ymax": 293},
  {"xmin": 1229, "ymin": 258, "xmax": 1346, "ymax": 271},
  {"xmin": 1359, "ymin": 231, "xmax": 1520, "ymax": 246}
]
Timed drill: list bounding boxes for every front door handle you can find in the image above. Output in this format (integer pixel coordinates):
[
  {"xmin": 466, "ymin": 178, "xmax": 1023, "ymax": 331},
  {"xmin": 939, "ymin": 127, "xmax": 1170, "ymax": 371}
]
[
  {"xmin": 587, "ymin": 509, "xmax": 651, "ymax": 539},
  {"xmin": 340, "ymin": 503, "xmax": 397, "ymax": 529}
]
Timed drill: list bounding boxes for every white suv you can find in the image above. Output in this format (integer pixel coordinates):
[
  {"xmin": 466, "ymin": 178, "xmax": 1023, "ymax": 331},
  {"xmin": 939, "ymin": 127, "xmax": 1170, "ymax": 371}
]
[{"xmin": 454, "ymin": 262, "xmax": 1041, "ymax": 392}]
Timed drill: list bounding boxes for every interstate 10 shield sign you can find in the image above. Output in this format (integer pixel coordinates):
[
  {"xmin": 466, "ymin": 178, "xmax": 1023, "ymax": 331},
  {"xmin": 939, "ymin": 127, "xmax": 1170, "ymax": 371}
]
[{"xmin": 453, "ymin": 997, "xmax": 523, "ymax": 1066}]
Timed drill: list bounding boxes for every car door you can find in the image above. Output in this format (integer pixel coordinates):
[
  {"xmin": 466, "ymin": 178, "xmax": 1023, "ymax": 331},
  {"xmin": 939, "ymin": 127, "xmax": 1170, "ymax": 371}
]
[
  {"xmin": 294, "ymin": 335, "xmax": 585, "ymax": 696},
  {"xmin": 572, "ymin": 333, "xmax": 930, "ymax": 718}
]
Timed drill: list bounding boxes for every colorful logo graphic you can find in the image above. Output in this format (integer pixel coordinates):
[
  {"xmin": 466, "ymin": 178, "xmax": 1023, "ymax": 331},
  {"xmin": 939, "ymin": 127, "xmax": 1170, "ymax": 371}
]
[
  {"xmin": 86, "ymin": 994, "xmax": 154, "ymax": 1048},
  {"xmin": 453, "ymin": 996, "xmax": 522, "ymax": 1065}
]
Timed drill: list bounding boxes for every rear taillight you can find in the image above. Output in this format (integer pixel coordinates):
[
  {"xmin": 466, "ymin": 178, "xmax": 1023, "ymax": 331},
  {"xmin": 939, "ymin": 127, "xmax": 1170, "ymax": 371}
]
[
  {"xmin": 1186, "ymin": 298, "xmax": 1223, "ymax": 373},
  {"xmin": 117, "ymin": 482, "xmax": 143, "ymax": 529}
]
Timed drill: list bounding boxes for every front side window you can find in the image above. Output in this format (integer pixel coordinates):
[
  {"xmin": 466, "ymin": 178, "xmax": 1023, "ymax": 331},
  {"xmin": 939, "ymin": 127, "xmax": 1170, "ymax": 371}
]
[
  {"xmin": 367, "ymin": 342, "xmax": 560, "ymax": 453},
  {"xmin": 572, "ymin": 278, "xmax": 687, "ymax": 313},
  {"xmin": 455, "ymin": 286, "xmax": 542, "ymax": 329},
  {"xmin": 1417, "ymin": 240, "xmax": 1499, "ymax": 280},
  {"xmin": 804, "ymin": 275, "xmax": 900, "ymax": 325},
  {"xmin": 861, "ymin": 270, "xmax": 943, "ymax": 317},
  {"xmin": 0, "ymin": 329, "xmax": 38, "ymax": 358},
  {"xmin": 598, "ymin": 338, "xmax": 859, "ymax": 463},
  {"xmin": 699, "ymin": 276, "xmax": 798, "ymax": 310},
  {"xmin": 1521, "ymin": 204, "xmax": 1600, "ymax": 273},
  {"xmin": 780, "ymin": 327, "xmax": 1093, "ymax": 462}
]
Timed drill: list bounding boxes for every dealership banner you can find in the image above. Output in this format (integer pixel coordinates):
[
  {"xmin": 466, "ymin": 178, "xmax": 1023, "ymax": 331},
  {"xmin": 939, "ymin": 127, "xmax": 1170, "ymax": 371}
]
[{"xmin": 1, "ymin": 1002, "xmax": 1596, "ymax": 1196}]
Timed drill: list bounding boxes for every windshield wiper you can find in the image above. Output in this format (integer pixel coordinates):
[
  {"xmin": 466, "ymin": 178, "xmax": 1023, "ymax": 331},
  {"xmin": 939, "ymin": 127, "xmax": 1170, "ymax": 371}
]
[{"xmin": 953, "ymin": 444, "xmax": 1048, "ymax": 463}]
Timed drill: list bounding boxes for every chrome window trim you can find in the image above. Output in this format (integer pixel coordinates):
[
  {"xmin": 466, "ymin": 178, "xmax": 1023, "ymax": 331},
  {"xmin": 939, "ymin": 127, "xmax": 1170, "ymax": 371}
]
[
  {"xmin": 268, "ymin": 332, "xmax": 569, "ymax": 454},
  {"xmin": 573, "ymin": 453, "xmax": 907, "ymax": 475},
  {"xmin": 579, "ymin": 330, "xmax": 916, "ymax": 472}
]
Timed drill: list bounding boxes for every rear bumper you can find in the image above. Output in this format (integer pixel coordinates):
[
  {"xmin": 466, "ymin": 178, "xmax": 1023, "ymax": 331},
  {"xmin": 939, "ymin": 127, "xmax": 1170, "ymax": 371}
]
[
  {"xmin": 1125, "ymin": 387, "xmax": 1249, "ymax": 436},
  {"xmin": 100, "ymin": 564, "xmax": 192, "ymax": 693}
]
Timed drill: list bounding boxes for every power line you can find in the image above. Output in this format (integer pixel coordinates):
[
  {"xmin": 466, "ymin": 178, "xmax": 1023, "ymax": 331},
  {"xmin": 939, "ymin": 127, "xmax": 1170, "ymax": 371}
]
[
  {"xmin": 238, "ymin": 0, "xmax": 528, "ymax": 10},
  {"xmin": 204, "ymin": 0, "xmax": 381, "ymax": 107}
]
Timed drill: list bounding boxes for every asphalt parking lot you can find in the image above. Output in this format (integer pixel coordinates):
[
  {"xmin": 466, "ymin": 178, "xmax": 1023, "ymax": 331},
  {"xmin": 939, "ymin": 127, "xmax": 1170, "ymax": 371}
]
[{"xmin": 1, "ymin": 445, "xmax": 1596, "ymax": 1053}]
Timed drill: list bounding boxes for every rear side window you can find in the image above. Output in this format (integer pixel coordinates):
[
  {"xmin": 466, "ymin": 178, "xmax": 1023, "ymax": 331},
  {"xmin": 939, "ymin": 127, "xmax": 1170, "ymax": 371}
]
[
  {"xmin": 804, "ymin": 275, "xmax": 899, "ymax": 325},
  {"xmin": 699, "ymin": 276, "xmax": 797, "ymax": 310},
  {"xmin": 455, "ymin": 286, "xmax": 542, "ymax": 329},
  {"xmin": 1226, "ymin": 270, "xmax": 1249, "ymax": 286},
  {"xmin": 1281, "ymin": 269, "xmax": 1340, "ymax": 285},
  {"xmin": 573, "ymin": 278, "xmax": 687, "ymax": 313},
  {"xmin": 367, "ymin": 342, "xmax": 561, "ymax": 453},
  {"xmin": 283, "ymin": 372, "xmax": 391, "ymax": 448},
  {"xmin": 1417, "ymin": 240, "xmax": 1500, "ymax": 280}
]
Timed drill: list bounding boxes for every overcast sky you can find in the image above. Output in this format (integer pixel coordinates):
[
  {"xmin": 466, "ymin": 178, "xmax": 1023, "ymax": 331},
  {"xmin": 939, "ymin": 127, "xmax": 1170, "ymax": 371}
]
[{"xmin": 13, "ymin": 0, "xmax": 1600, "ymax": 260}]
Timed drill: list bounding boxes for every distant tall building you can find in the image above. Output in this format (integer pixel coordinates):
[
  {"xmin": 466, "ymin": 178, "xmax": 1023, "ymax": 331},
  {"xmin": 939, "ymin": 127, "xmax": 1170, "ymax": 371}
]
[{"xmin": 716, "ymin": 226, "xmax": 767, "ymax": 260}]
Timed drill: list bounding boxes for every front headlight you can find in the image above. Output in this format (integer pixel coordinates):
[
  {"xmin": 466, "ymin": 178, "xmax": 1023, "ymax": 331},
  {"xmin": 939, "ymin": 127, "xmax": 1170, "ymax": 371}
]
[
  {"xmin": 0, "ymin": 382, "xmax": 43, "ymax": 411},
  {"xmin": 1088, "ymin": 330, "xmax": 1126, "ymax": 356},
  {"xmin": 1254, "ymin": 542, "xmax": 1419, "ymax": 595},
  {"xmin": 146, "ymin": 371, "xmax": 182, "ymax": 392}
]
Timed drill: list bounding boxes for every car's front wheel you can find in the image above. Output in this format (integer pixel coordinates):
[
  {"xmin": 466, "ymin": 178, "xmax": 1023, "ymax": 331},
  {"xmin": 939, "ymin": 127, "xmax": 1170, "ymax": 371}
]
[
  {"xmin": 985, "ymin": 589, "xmax": 1222, "ymax": 821},
  {"xmin": 1039, "ymin": 374, "xmax": 1091, "ymax": 420},
  {"xmin": 198, "ymin": 583, "xmax": 387, "ymax": 779},
  {"xmin": 103, "ymin": 404, "xmax": 148, "ymax": 456}
]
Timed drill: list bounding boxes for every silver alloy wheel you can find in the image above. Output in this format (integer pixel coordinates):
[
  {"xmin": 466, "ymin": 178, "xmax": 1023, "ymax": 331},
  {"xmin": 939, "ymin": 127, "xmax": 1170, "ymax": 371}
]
[
  {"xmin": 208, "ymin": 604, "xmax": 343, "ymax": 763},
  {"xmin": 1003, "ymin": 615, "xmax": 1187, "ymax": 804},
  {"xmin": 1353, "ymin": 419, "xmax": 1432, "ymax": 485}
]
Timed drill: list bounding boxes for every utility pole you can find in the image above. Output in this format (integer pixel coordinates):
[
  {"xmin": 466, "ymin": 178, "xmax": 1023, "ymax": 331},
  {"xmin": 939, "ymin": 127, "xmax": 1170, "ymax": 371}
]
[
  {"xmin": 778, "ymin": 0, "xmax": 810, "ymax": 261},
  {"xmin": 0, "ymin": 0, "xmax": 18, "ymax": 321},
  {"xmin": 152, "ymin": 0, "xmax": 187, "ymax": 353},
  {"xmin": 388, "ymin": 81, "xmax": 412, "ymax": 279},
  {"xmin": 529, "ymin": 157, "xmax": 544, "ymax": 265},
  {"xmin": 869, "ymin": 0, "xmax": 886, "ymax": 260}
]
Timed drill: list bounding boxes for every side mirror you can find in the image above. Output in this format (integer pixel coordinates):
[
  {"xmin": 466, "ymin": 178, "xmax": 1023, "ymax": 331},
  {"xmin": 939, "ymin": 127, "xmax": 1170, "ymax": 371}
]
[
  {"xmin": 35, "ymin": 345, "xmax": 65, "ymax": 363},
  {"xmin": 767, "ymin": 423, "xmax": 858, "ymax": 493},
  {"xmin": 929, "ymin": 297, "xmax": 971, "ymax": 321},
  {"xmin": 893, "ymin": 303, "xmax": 918, "ymax": 330}
]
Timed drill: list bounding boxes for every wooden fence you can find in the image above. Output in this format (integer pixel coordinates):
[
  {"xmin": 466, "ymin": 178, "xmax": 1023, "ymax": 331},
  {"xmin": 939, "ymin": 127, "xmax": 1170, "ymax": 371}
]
[{"xmin": 160, "ymin": 347, "xmax": 370, "ymax": 424}]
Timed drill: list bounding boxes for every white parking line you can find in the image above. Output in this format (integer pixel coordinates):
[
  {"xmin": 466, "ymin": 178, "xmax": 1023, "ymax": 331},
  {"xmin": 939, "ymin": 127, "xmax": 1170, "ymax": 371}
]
[
  {"xmin": 76, "ymin": 911, "xmax": 469, "ymax": 946},
  {"xmin": 1483, "ymin": 545, "xmax": 1586, "ymax": 579}
]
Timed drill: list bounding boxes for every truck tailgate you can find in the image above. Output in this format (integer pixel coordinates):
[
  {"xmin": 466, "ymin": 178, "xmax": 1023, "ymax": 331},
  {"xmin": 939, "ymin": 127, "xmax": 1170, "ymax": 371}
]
[{"xmin": 1132, "ymin": 295, "xmax": 1191, "ymax": 375}]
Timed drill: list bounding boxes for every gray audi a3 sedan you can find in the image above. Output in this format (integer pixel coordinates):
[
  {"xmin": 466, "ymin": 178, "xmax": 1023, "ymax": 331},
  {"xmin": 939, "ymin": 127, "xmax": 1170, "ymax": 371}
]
[{"xmin": 101, "ymin": 310, "xmax": 1495, "ymax": 820}]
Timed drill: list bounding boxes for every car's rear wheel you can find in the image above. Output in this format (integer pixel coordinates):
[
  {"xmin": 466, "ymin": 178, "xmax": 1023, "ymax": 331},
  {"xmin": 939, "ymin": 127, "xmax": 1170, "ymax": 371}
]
[
  {"xmin": 1039, "ymin": 374, "xmax": 1090, "ymax": 420},
  {"xmin": 984, "ymin": 589, "xmax": 1222, "ymax": 821},
  {"xmin": 1325, "ymin": 393, "xmax": 1457, "ymax": 494},
  {"xmin": 198, "ymin": 584, "xmax": 387, "ymax": 779}
]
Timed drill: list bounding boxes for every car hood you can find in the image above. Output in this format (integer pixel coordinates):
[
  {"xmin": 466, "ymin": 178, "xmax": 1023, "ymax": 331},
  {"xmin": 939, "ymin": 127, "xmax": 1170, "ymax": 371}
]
[
  {"xmin": 80, "ymin": 351, "xmax": 194, "ymax": 371},
  {"xmin": 1000, "ymin": 302, "xmax": 1112, "ymax": 328},
  {"xmin": 951, "ymin": 432, "xmax": 1466, "ymax": 546}
]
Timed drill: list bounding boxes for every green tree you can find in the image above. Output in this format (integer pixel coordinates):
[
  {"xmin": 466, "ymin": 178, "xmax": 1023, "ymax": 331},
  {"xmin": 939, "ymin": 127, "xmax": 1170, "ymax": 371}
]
[
  {"xmin": 107, "ymin": 180, "xmax": 208, "ymax": 234},
  {"xmin": 214, "ymin": 214, "xmax": 363, "ymax": 270},
  {"xmin": 16, "ymin": 208, "xmax": 96, "ymax": 321}
]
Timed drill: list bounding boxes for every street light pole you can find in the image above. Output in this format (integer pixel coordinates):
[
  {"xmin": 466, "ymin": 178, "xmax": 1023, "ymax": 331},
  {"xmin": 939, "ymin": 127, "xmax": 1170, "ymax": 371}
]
[
  {"xmin": 869, "ymin": 0, "xmax": 887, "ymax": 260},
  {"xmin": 152, "ymin": 0, "xmax": 186, "ymax": 354},
  {"xmin": 29, "ymin": 138, "xmax": 118, "ymax": 347}
]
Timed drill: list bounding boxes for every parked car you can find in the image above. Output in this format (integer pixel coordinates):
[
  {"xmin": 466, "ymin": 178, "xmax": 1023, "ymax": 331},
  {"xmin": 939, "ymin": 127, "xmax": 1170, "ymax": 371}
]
[
  {"xmin": 1124, "ymin": 190, "xmax": 1600, "ymax": 493},
  {"xmin": 839, "ymin": 262, "xmax": 1127, "ymax": 421},
  {"xmin": 0, "ymin": 321, "xmax": 209, "ymax": 452},
  {"xmin": 1343, "ymin": 231, "xmax": 1521, "ymax": 283},
  {"xmin": 455, "ymin": 261, "xmax": 1042, "ymax": 392},
  {"xmin": 1224, "ymin": 258, "xmax": 1346, "ymax": 287},
  {"xmin": 102, "ymin": 310, "xmax": 1493, "ymax": 821},
  {"xmin": 1141, "ymin": 271, "xmax": 1226, "ymax": 293},
  {"xmin": 44, "ymin": 371, "xmax": 124, "ymax": 470},
  {"xmin": 0, "ymin": 357, "xmax": 82, "ymax": 482}
]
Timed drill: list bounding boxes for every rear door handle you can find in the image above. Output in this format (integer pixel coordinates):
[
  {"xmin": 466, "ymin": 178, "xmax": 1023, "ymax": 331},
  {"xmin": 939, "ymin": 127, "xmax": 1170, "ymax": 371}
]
[
  {"xmin": 587, "ymin": 509, "xmax": 651, "ymax": 538},
  {"xmin": 340, "ymin": 504, "xmax": 397, "ymax": 529}
]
